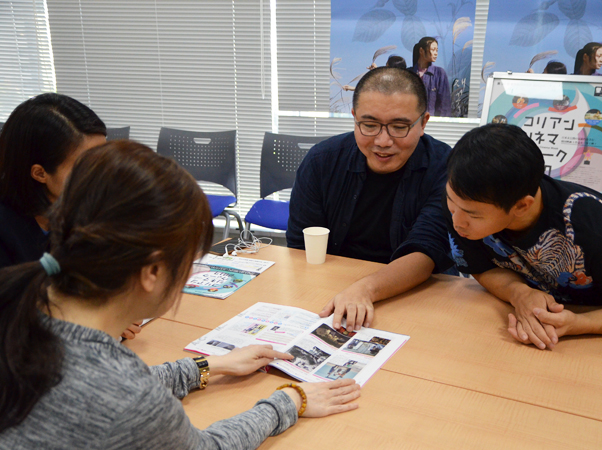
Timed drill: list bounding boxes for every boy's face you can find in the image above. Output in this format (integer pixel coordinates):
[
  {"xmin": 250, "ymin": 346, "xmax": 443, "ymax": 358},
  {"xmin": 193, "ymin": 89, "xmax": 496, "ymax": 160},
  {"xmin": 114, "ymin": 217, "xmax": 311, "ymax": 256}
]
[{"xmin": 446, "ymin": 183, "xmax": 515, "ymax": 240}]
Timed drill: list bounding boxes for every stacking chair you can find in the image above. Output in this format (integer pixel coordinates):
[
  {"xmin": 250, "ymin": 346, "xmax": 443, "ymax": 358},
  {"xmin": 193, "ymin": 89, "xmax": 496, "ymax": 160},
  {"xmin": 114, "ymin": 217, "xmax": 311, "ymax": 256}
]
[
  {"xmin": 156, "ymin": 127, "xmax": 242, "ymax": 240},
  {"xmin": 106, "ymin": 126, "xmax": 130, "ymax": 140},
  {"xmin": 244, "ymin": 132, "xmax": 330, "ymax": 235}
]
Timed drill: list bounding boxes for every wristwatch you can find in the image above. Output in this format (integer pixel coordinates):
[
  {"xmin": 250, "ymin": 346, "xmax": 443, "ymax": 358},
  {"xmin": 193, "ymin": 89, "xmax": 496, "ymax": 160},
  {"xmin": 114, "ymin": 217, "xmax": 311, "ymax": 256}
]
[{"xmin": 193, "ymin": 356, "xmax": 210, "ymax": 389}]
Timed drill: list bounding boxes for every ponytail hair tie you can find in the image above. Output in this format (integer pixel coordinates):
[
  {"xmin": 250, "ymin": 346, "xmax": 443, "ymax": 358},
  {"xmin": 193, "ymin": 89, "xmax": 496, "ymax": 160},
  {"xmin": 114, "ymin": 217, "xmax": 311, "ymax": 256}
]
[{"xmin": 40, "ymin": 252, "xmax": 61, "ymax": 276}]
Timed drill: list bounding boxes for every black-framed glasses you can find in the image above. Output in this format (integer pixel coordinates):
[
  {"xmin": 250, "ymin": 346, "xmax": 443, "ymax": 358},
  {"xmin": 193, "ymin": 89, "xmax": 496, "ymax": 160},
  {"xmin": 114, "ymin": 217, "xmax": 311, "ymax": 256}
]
[{"xmin": 355, "ymin": 112, "xmax": 426, "ymax": 138}]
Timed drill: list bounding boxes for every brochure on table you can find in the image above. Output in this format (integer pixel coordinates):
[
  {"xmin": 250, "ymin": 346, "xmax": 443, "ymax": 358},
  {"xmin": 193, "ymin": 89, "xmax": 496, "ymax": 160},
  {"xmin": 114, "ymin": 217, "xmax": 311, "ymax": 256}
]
[
  {"xmin": 185, "ymin": 302, "xmax": 410, "ymax": 386},
  {"xmin": 184, "ymin": 254, "xmax": 275, "ymax": 299}
]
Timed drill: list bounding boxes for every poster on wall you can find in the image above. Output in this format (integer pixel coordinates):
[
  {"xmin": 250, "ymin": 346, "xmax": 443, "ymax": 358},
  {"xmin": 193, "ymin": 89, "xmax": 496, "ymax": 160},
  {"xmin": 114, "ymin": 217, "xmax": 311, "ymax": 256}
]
[
  {"xmin": 482, "ymin": 72, "xmax": 602, "ymax": 191},
  {"xmin": 480, "ymin": 0, "xmax": 602, "ymax": 116},
  {"xmin": 330, "ymin": 0, "xmax": 476, "ymax": 117}
]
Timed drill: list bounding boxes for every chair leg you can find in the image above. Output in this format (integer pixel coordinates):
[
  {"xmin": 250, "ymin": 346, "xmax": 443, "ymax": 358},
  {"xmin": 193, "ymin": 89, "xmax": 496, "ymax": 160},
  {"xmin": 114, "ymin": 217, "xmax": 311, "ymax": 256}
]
[
  {"xmin": 227, "ymin": 210, "xmax": 243, "ymax": 233},
  {"xmin": 243, "ymin": 222, "xmax": 252, "ymax": 241},
  {"xmin": 220, "ymin": 212, "xmax": 231, "ymax": 240}
]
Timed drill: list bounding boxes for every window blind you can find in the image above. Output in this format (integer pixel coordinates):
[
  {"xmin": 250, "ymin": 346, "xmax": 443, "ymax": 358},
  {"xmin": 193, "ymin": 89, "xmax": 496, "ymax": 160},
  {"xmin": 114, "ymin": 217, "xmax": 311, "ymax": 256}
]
[
  {"xmin": 0, "ymin": 0, "xmax": 56, "ymax": 120},
  {"xmin": 46, "ymin": 0, "xmax": 272, "ymax": 216}
]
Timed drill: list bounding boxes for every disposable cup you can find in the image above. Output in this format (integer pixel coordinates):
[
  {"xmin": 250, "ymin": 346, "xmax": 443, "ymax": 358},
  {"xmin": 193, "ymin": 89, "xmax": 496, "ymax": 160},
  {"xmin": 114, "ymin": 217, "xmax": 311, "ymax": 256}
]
[{"xmin": 302, "ymin": 227, "xmax": 330, "ymax": 264}]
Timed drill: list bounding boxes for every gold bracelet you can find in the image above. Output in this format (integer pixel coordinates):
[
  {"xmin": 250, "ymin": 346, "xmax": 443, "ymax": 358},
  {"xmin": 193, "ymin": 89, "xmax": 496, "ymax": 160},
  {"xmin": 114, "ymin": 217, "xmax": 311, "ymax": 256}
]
[
  {"xmin": 193, "ymin": 356, "xmax": 210, "ymax": 389},
  {"xmin": 276, "ymin": 382, "xmax": 307, "ymax": 416}
]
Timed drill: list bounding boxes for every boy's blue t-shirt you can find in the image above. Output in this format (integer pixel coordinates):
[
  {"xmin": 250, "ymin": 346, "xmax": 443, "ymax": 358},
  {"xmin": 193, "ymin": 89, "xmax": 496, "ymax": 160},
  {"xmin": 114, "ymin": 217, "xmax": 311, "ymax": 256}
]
[{"xmin": 444, "ymin": 175, "xmax": 602, "ymax": 305}]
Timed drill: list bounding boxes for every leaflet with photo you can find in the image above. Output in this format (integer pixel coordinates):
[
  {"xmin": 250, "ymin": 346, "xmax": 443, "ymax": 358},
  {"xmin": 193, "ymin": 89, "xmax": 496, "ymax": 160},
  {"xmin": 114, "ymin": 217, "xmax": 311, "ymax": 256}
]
[
  {"xmin": 183, "ymin": 254, "xmax": 275, "ymax": 299},
  {"xmin": 184, "ymin": 302, "xmax": 410, "ymax": 386}
]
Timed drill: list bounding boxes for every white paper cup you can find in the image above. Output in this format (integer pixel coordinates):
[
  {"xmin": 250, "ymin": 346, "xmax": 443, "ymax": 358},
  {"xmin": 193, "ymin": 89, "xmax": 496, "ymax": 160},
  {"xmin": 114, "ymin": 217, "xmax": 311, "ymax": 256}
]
[{"xmin": 303, "ymin": 227, "xmax": 330, "ymax": 264}]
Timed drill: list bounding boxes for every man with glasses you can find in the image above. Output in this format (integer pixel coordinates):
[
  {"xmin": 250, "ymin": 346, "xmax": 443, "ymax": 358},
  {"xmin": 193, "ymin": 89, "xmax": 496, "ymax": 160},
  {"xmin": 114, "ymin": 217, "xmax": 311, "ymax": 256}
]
[{"xmin": 287, "ymin": 67, "xmax": 454, "ymax": 332}]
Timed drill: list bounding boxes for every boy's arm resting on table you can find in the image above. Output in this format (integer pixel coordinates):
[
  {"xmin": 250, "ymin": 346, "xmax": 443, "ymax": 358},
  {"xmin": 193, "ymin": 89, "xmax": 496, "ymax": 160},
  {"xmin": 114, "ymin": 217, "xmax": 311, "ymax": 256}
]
[
  {"xmin": 528, "ymin": 307, "xmax": 602, "ymax": 337},
  {"xmin": 472, "ymin": 268, "xmax": 564, "ymax": 350},
  {"xmin": 320, "ymin": 252, "xmax": 435, "ymax": 331}
]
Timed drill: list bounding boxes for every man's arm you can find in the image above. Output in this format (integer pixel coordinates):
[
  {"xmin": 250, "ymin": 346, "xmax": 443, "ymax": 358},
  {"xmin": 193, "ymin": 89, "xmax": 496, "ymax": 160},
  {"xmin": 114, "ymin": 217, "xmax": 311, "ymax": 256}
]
[
  {"xmin": 319, "ymin": 142, "xmax": 451, "ymax": 331},
  {"xmin": 320, "ymin": 252, "xmax": 435, "ymax": 331},
  {"xmin": 472, "ymin": 268, "xmax": 564, "ymax": 349}
]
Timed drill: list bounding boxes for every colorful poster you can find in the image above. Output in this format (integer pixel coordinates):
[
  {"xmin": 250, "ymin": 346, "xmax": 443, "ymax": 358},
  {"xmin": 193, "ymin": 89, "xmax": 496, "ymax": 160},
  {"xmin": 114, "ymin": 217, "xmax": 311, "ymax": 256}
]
[
  {"xmin": 483, "ymin": 74, "xmax": 602, "ymax": 190},
  {"xmin": 330, "ymin": 0, "xmax": 476, "ymax": 117},
  {"xmin": 480, "ymin": 0, "xmax": 602, "ymax": 116}
]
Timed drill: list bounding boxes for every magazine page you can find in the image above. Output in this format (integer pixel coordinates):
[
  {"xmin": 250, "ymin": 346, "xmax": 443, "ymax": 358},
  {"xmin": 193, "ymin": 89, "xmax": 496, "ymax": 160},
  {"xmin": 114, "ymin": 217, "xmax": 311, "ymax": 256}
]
[
  {"xmin": 270, "ymin": 316, "xmax": 409, "ymax": 386},
  {"xmin": 184, "ymin": 302, "xmax": 320, "ymax": 355},
  {"xmin": 183, "ymin": 255, "xmax": 275, "ymax": 299},
  {"xmin": 185, "ymin": 302, "xmax": 409, "ymax": 386}
]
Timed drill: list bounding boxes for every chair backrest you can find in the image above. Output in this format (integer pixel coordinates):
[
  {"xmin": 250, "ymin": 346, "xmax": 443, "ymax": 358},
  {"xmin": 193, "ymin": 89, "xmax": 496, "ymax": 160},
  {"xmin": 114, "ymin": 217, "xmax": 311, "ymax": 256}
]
[
  {"xmin": 156, "ymin": 127, "xmax": 237, "ymax": 196},
  {"xmin": 106, "ymin": 126, "xmax": 130, "ymax": 140},
  {"xmin": 260, "ymin": 132, "xmax": 330, "ymax": 198}
]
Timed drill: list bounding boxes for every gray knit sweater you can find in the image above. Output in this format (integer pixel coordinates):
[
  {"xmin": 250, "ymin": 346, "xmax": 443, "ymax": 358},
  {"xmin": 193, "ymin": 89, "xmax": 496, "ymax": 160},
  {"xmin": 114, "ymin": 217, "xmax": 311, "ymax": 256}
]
[{"xmin": 0, "ymin": 316, "xmax": 298, "ymax": 449}]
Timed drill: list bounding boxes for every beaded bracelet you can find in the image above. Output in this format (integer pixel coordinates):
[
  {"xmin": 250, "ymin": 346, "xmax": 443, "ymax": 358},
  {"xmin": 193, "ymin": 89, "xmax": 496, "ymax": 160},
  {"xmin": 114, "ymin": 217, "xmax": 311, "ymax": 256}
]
[{"xmin": 276, "ymin": 382, "xmax": 307, "ymax": 416}]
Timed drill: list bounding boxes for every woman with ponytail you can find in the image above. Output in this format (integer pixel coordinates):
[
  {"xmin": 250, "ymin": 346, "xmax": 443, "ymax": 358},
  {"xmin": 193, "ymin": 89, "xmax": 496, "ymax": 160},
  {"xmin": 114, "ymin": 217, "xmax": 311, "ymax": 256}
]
[
  {"xmin": 573, "ymin": 42, "xmax": 602, "ymax": 76},
  {"xmin": 0, "ymin": 141, "xmax": 360, "ymax": 449},
  {"xmin": 409, "ymin": 36, "xmax": 451, "ymax": 117}
]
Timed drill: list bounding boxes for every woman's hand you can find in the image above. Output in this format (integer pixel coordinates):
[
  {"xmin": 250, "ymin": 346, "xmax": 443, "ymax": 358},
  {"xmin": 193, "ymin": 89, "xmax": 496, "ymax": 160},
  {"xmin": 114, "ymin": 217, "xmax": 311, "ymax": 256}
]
[
  {"xmin": 281, "ymin": 379, "xmax": 361, "ymax": 417},
  {"xmin": 121, "ymin": 321, "xmax": 143, "ymax": 339},
  {"xmin": 207, "ymin": 345, "xmax": 293, "ymax": 377}
]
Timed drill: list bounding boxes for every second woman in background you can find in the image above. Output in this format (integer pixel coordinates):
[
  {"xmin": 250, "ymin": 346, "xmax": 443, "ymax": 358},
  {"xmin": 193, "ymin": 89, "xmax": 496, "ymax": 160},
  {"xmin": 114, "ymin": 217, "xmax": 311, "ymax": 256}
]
[
  {"xmin": 573, "ymin": 42, "xmax": 602, "ymax": 76},
  {"xmin": 0, "ymin": 93, "xmax": 141, "ymax": 339}
]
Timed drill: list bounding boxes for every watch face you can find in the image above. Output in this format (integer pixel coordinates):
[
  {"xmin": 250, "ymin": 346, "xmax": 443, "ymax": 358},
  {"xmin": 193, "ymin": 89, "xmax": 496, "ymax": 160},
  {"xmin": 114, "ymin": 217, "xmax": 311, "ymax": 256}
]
[{"xmin": 194, "ymin": 357, "xmax": 209, "ymax": 369}]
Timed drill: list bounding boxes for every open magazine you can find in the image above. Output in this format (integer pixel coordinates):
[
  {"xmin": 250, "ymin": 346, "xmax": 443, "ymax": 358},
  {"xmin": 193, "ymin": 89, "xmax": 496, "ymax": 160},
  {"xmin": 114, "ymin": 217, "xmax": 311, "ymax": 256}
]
[
  {"xmin": 185, "ymin": 302, "xmax": 410, "ymax": 386},
  {"xmin": 183, "ymin": 254, "xmax": 275, "ymax": 299}
]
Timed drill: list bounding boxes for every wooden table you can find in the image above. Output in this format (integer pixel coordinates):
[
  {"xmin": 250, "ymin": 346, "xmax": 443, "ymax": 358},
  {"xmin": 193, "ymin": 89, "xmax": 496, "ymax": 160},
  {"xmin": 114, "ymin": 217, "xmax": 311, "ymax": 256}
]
[{"xmin": 125, "ymin": 246, "xmax": 602, "ymax": 449}]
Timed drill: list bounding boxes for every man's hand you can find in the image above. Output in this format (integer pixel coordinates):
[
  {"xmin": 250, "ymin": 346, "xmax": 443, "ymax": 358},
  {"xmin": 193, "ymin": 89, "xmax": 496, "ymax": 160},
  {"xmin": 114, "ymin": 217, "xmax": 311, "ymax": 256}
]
[
  {"xmin": 509, "ymin": 290, "xmax": 564, "ymax": 349},
  {"xmin": 319, "ymin": 253, "xmax": 435, "ymax": 332},
  {"xmin": 319, "ymin": 281, "xmax": 375, "ymax": 332}
]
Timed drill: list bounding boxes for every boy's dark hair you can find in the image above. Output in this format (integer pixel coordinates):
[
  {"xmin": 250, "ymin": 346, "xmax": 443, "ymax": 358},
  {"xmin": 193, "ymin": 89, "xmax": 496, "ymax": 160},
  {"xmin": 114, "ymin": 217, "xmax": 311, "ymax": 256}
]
[
  {"xmin": 0, "ymin": 93, "xmax": 106, "ymax": 217},
  {"xmin": 447, "ymin": 124, "xmax": 545, "ymax": 212},
  {"xmin": 352, "ymin": 67, "xmax": 426, "ymax": 113}
]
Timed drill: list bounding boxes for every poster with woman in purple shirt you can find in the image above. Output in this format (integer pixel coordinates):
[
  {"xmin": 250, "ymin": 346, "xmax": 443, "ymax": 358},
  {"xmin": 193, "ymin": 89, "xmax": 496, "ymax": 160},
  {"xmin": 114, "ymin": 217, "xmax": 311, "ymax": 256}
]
[{"xmin": 330, "ymin": 0, "xmax": 476, "ymax": 117}]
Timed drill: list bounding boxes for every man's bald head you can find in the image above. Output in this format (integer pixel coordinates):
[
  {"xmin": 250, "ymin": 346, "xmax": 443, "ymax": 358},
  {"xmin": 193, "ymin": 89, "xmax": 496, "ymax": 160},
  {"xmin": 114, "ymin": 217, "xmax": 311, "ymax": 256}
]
[{"xmin": 352, "ymin": 67, "xmax": 427, "ymax": 113}]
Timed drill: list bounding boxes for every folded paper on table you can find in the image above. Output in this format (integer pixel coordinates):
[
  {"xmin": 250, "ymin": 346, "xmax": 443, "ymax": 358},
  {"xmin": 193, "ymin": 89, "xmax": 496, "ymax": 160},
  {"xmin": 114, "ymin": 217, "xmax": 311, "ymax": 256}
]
[{"xmin": 183, "ymin": 254, "xmax": 275, "ymax": 299}]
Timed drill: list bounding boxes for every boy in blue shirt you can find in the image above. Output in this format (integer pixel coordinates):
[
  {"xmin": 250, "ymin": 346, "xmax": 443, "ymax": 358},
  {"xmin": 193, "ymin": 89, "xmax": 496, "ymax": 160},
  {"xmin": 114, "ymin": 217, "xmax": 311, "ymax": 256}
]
[{"xmin": 444, "ymin": 124, "xmax": 602, "ymax": 350}]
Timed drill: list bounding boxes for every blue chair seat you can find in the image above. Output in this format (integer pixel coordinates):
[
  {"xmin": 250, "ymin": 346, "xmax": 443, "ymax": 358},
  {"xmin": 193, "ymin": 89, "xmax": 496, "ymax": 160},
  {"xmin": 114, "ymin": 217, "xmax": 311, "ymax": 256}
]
[
  {"xmin": 245, "ymin": 199, "xmax": 289, "ymax": 230},
  {"xmin": 206, "ymin": 195, "xmax": 236, "ymax": 218}
]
